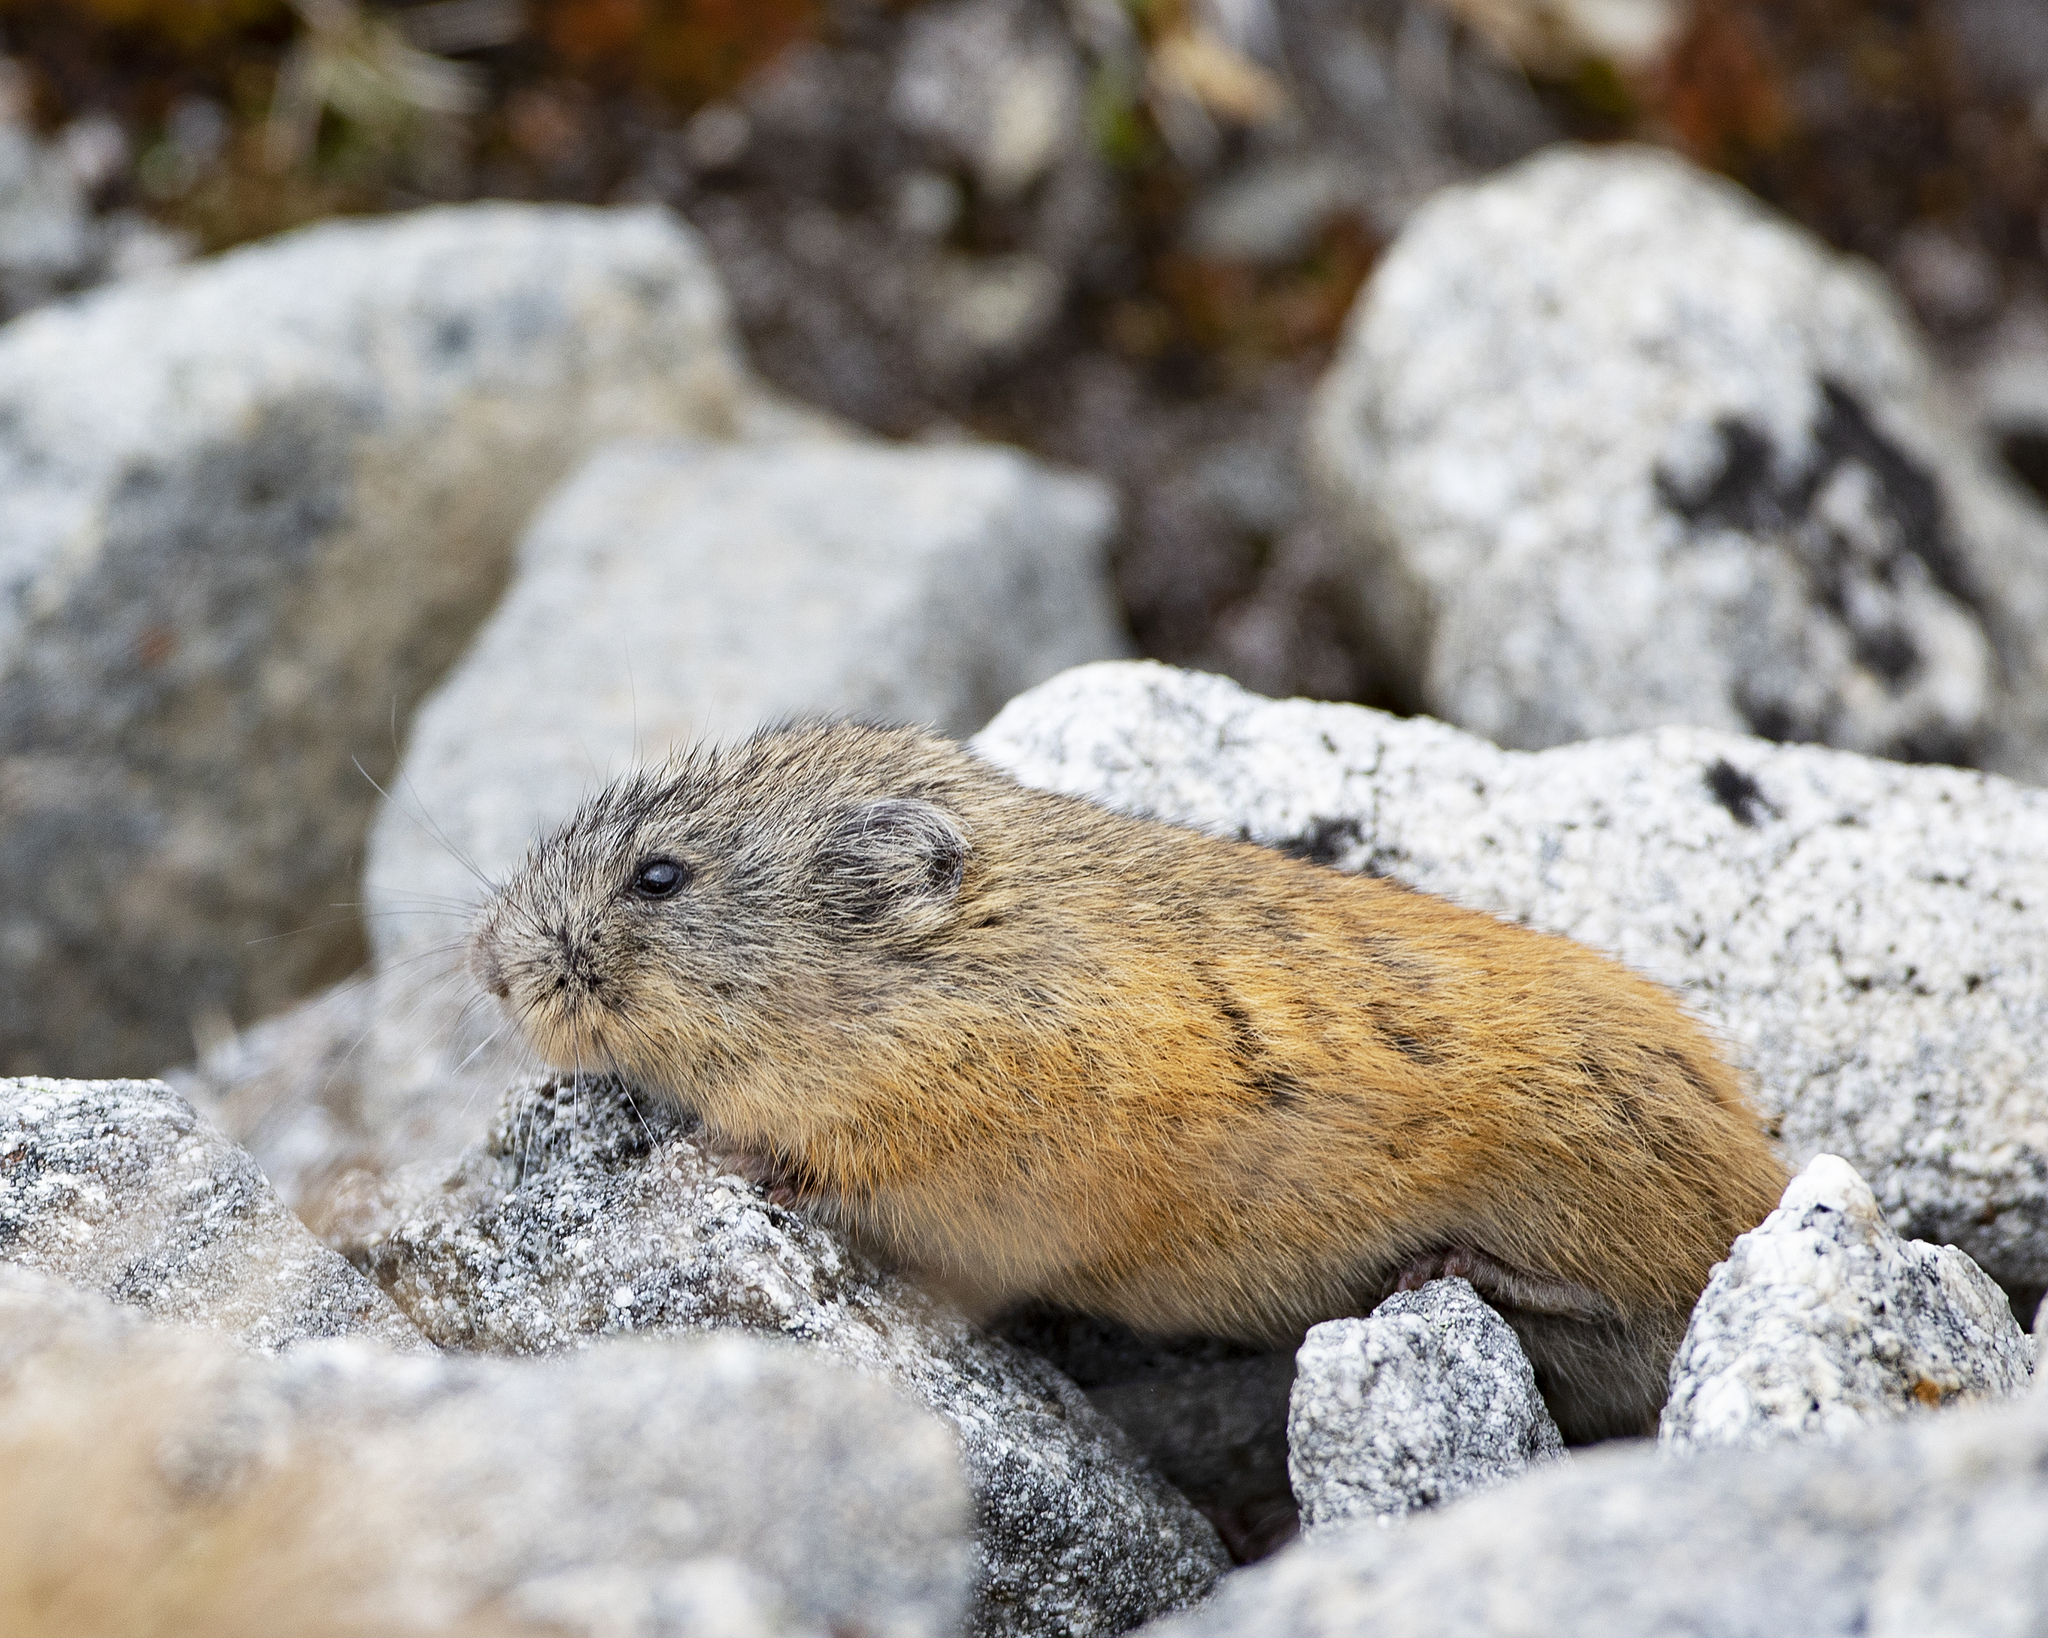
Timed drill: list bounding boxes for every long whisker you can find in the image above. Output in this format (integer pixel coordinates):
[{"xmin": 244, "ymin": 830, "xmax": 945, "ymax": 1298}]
[
  {"xmin": 353, "ymin": 753, "xmax": 498, "ymax": 896},
  {"xmin": 451, "ymin": 1018, "xmax": 508, "ymax": 1077},
  {"xmin": 335, "ymin": 895, "xmax": 482, "ymax": 914}
]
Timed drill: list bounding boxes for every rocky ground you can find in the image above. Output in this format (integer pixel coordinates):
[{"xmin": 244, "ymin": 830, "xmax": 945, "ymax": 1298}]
[{"xmin": 7, "ymin": 2, "xmax": 2048, "ymax": 1633}]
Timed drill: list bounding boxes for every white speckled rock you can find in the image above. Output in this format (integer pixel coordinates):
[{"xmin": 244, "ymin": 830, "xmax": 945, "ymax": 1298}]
[
  {"xmin": 974, "ymin": 662, "xmax": 2048, "ymax": 1299},
  {"xmin": 0, "ymin": 1265, "xmax": 969, "ymax": 1638},
  {"xmin": 1309, "ymin": 144, "xmax": 2048, "ymax": 782},
  {"xmin": 1137, "ymin": 1379, "xmax": 2048, "ymax": 1638},
  {"xmin": 1661, "ymin": 1155, "xmax": 2032, "ymax": 1453},
  {"xmin": 0, "ymin": 202, "xmax": 749, "ymax": 1078},
  {"xmin": 0, "ymin": 1076, "xmax": 422, "ymax": 1352},
  {"xmin": 359, "ymin": 1075, "xmax": 1227, "ymax": 1638},
  {"xmin": 1288, "ymin": 1279, "xmax": 1563, "ymax": 1536}
]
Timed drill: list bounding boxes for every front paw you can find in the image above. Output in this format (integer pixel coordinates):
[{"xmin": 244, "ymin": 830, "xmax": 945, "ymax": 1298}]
[{"xmin": 711, "ymin": 1148, "xmax": 806, "ymax": 1208}]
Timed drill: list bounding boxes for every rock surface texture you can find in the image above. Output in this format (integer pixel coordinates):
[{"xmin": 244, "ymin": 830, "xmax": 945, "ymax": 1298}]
[
  {"xmin": 0, "ymin": 1265, "xmax": 969, "ymax": 1638},
  {"xmin": 1662, "ymin": 1154, "xmax": 2033, "ymax": 1452},
  {"xmin": 359, "ymin": 1075, "xmax": 1228, "ymax": 1638},
  {"xmin": 1287, "ymin": 1279, "xmax": 1563, "ymax": 1536},
  {"xmin": 0, "ymin": 202, "xmax": 748, "ymax": 1078},
  {"xmin": 975, "ymin": 662, "xmax": 2048, "ymax": 1301},
  {"xmin": 1310, "ymin": 144, "xmax": 2048, "ymax": 781},
  {"xmin": 0, "ymin": 1077, "xmax": 421, "ymax": 1352},
  {"xmin": 1140, "ymin": 1375, "xmax": 2048, "ymax": 1638}
]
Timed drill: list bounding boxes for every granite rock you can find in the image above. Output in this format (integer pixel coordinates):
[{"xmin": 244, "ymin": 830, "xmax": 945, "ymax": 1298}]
[
  {"xmin": 1136, "ymin": 1358, "xmax": 2048, "ymax": 1638},
  {"xmin": 0, "ymin": 1264, "xmax": 968, "ymax": 1638},
  {"xmin": 359, "ymin": 1074, "xmax": 1228, "ymax": 1638},
  {"xmin": 974, "ymin": 661, "xmax": 2048, "ymax": 1299},
  {"xmin": 1309, "ymin": 145, "xmax": 2048, "ymax": 781},
  {"xmin": 1287, "ymin": 1279, "xmax": 1563, "ymax": 1536},
  {"xmin": 0, "ymin": 1076, "xmax": 421, "ymax": 1352},
  {"xmin": 0, "ymin": 202, "xmax": 749, "ymax": 1077},
  {"xmin": 1662, "ymin": 1154, "xmax": 2033, "ymax": 1453}
]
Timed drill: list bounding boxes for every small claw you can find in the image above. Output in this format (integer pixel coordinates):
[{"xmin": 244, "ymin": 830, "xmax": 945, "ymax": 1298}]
[
  {"xmin": 1395, "ymin": 1247, "xmax": 1476, "ymax": 1291},
  {"xmin": 1393, "ymin": 1246, "xmax": 1616, "ymax": 1321}
]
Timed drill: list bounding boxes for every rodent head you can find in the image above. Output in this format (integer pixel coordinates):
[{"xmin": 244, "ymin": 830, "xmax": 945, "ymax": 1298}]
[{"xmin": 468, "ymin": 721, "xmax": 978, "ymax": 1115}]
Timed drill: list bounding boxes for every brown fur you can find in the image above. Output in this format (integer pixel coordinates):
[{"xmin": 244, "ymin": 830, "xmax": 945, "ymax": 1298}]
[{"xmin": 472, "ymin": 721, "xmax": 1787, "ymax": 1441}]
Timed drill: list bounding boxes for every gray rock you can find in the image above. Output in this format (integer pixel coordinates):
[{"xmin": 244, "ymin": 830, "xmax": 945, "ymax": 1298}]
[
  {"xmin": 1184, "ymin": 151, "xmax": 1371, "ymax": 268},
  {"xmin": 886, "ymin": 0, "xmax": 1101, "ymax": 377},
  {"xmin": 1437, "ymin": 0, "xmax": 1684, "ymax": 73},
  {"xmin": 0, "ymin": 202, "xmax": 750, "ymax": 1077},
  {"xmin": 1966, "ymin": 297, "xmax": 2048, "ymax": 485},
  {"xmin": 1288, "ymin": 1279, "xmax": 1564, "ymax": 1536},
  {"xmin": 973, "ymin": 661, "xmax": 2048, "ymax": 1298},
  {"xmin": 1309, "ymin": 144, "xmax": 2048, "ymax": 782},
  {"xmin": 1662, "ymin": 1154, "xmax": 2033, "ymax": 1453},
  {"xmin": 359, "ymin": 1074, "xmax": 1228, "ymax": 1638},
  {"xmin": 1075, "ymin": 1345, "xmax": 1300, "ymax": 1560},
  {"xmin": 918, "ymin": 252, "xmax": 1067, "ymax": 377},
  {"xmin": 0, "ymin": 1264, "xmax": 969, "ymax": 1638},
  {"xmin": 0, "ymin": 1076, "xmax": 422, "ymax": 1352},
  {"xmin": 1135, "ymin": 1355, "xmax": 2048, "ymax": 1638},
  {"xmin": 983, "ymin": 1305, "xmax": 1304, "ymax": 1559},
  {"xmin": 0, "ymin": 102, "xmax": 95, "ymax": 318}
]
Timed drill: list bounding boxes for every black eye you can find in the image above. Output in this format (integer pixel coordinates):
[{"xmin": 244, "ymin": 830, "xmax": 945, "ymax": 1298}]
[{"xmin": 628, "ymin": 858, "xmax": 688, "ymax": 900}]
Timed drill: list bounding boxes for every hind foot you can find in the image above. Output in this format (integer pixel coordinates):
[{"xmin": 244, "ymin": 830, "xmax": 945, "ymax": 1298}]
[{"xmin": 1395, "ymin": 1246, "xmax": 1618, "ymax": 1322}]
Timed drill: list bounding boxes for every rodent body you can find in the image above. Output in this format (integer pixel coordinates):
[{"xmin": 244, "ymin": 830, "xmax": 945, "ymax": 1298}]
[{"xmin": 471, "ymin": 721, "xmax": 1787, "ymax": 1441}]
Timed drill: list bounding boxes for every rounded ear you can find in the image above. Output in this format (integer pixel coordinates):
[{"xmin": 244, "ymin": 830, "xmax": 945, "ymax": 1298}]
[{"xmin": 814, "ymin": 799, "xmax": 969, "ymax": 942}]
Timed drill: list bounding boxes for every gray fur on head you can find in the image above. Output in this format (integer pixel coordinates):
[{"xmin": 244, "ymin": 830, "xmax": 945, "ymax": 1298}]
[{"xmin": 467, "ymin": 719, "xmax": 992, "ymax": 1093}]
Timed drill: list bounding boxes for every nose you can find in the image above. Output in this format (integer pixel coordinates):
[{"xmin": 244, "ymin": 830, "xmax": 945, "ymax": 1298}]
[{"xmin": 558, "ymin": 925, "xmax": 602, "ymax": 991}]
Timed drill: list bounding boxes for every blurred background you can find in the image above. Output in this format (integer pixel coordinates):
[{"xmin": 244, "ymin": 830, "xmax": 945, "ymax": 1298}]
[{"xmin": 7, "ymin": 0, "xmax": 2046, "ymax": 706}]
